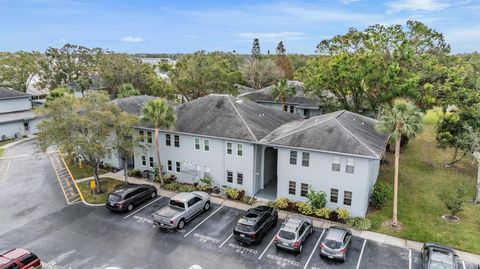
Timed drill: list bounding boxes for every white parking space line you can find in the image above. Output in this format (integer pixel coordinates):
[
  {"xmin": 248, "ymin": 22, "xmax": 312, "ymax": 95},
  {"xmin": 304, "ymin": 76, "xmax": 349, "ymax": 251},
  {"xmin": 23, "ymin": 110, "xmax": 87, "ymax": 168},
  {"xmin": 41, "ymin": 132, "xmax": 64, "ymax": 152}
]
[
  {"xmin": 462, "ymin": 260, "xmax": 466, "ymax": 269},
  {"xmin": 2, "ymin": 160, "xmax": 11, "ymax": 182},
  {"xmin": 409, "ymin": 249, "xmax": 412, "ymax": 269},
  {"xmin": 219, "ymin": 233, "xmax": 233, "ymax": 248},
  {"xmin": 303, "ymin": 229, "xmax": 326, "ymax": 269},
  {"xmin": 184, "ymin": 205, "xmax": 224, "ymax": 238},
  {"xmin": 258, "ymin": 233, "xmax": 278, "ymax": 260},
  {"xmin": 124, "ymin": 196, "xmax": 163, "ymax": 219},
  {"xmin": 356, "ymin": 239, "xmax": 367, "ymax": 269}
]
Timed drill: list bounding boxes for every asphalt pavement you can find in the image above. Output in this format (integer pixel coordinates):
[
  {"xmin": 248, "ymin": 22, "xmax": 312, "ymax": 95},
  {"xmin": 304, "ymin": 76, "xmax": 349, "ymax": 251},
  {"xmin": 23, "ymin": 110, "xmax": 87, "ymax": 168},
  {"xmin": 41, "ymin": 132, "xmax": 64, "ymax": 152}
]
[{"xmin": 0, "ymin": 140, "xmax": 478, "ymax": 269}]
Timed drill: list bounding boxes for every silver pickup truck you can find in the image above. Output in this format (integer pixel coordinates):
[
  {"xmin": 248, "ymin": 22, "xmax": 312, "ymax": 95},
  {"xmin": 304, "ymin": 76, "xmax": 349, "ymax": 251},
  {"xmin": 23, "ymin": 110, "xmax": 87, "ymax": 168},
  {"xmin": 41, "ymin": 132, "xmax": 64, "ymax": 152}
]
[{"xmin": 152, "ymin": 191, "xmax": 210, "ymax": 230}]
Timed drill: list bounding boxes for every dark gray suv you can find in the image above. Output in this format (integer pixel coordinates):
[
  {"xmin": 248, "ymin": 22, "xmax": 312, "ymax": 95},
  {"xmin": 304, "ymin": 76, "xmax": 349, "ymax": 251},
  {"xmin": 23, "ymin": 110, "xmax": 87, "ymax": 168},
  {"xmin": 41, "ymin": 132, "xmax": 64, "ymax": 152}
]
[
  {"xmin": 422, "ymin": 242, "xmax": 459, "ymax": 269},
  {"xmin": 105, "ymin": 183, "xmax": 157, "ymax": 212},
  {"xmin": 274, "ymin": 216, "xmax": 313, "ymax": 253},
  {"xmin": 319, "ymin": 226, "xmax": 352, "ymax": 262}
]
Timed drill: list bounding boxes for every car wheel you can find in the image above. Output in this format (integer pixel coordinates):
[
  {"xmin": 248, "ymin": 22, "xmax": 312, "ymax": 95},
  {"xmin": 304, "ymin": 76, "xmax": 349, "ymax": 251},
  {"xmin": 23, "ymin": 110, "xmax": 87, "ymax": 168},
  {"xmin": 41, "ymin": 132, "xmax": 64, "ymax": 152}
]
[
  {"xmin": 203, "ymin": 201, "xmax": 210, "ymax": 211},
  {"xmin": 177, "ymin": 219, "xmax": 185, "ymax": 230},
  {"xmin": 275, "ymin": 245, "xmax": 280, "ymax": 252},
  {"xmin": 127, "ymin": 204, "xmax": 134, "ymax": 212},
  {"xmin": 151, "ymin": 191, "xmax": 157, "ymax": 199}
]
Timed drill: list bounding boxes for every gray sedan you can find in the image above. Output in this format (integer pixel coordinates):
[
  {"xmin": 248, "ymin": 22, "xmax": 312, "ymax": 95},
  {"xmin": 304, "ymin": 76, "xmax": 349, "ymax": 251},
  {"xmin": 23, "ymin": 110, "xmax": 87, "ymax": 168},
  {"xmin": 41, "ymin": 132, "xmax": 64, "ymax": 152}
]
[
  {"xmin": 319, "ymin": 226, "xmax": 352, "ymax": 262},
  {"xmin": 274, "ymin": 216, "xmax": 313, "ymax": 253}
]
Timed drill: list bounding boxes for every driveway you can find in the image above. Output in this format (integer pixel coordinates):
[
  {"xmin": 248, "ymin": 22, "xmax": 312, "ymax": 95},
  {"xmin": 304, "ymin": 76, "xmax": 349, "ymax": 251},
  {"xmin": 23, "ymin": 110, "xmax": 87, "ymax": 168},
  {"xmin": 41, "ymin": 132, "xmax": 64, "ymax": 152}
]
[{"xmin": 0, "ymin": 140, "xmax": 478, "ymax": 269}]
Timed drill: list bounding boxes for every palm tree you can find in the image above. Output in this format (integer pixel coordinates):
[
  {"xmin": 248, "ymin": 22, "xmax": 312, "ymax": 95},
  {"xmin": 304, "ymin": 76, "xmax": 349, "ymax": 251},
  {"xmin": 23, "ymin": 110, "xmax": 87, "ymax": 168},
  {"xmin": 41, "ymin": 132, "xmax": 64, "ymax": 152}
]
[
  {"xmin": 271, "ymin": 79, "xmax": 296, "ymax": 111},
  {"xmin": 376, "ymin": 99, "xmax": 423, "ymax": 227},
  {"xmin": 140, "ymin": 98, "xmax": 176, "ymax": 186}
]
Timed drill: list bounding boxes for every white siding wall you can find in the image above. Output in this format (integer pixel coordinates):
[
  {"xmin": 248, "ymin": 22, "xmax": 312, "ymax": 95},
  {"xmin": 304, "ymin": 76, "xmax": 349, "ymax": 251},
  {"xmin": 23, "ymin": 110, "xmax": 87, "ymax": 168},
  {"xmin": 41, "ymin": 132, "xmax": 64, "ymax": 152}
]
[
  {"xmin": 276, "ymin": 148, "xmax": 374, "ymax": 217},
  {"xmin": 0, "ymin": 98, "xmax": 32, "ymax": 113},
  {"xmin": 0, "ymin": 121, "xmax": 25, "ymax": 139},
  {"xmin": 133, "ymin": 129, "xmax": 256, "ymax": 196}
]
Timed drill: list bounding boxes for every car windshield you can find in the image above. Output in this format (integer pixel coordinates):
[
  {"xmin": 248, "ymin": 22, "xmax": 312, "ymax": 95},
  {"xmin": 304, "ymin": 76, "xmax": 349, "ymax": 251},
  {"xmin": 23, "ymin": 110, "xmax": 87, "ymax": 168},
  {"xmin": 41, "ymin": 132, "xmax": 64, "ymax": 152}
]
[
  {"xmin": 278, "ymin": 230, "xmax": 296, "ymax": 240},
  {"xmin": 169, "ymin": 200, "xmax": 185, "ymax": 209},
  {"xmin": 324, "ymin": 239, "xmax": 342, "ymax": 249},
  {"xmin": 429, "ymin": 261, "xmax": 455, "ymax": 269},
  {"xmin": 107, "ymin": 194, "xmax": 121, "ymax": 202},
  {"xmin": 236, "ymin": 223, "xmax": 255, "ymax": 232}
]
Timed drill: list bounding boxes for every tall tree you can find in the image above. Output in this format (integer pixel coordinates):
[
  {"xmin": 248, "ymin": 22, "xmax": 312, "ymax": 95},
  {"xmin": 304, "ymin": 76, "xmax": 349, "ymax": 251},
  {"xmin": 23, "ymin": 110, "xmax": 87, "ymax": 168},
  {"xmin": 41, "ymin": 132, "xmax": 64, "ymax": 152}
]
[
  {"xmin": 271, "ymin": 79, "xmax": 296, "ymax": 111},
  {"xmin": 241, "ymin": 58, "xmax": 282, "ymax": 90},
  {"xmin": 140, "ymin": 99, "xmax": 176, "ymax": 186},
  {"xmin": 275, "ymin": 41, "xmax": 294, "ymax": 79},
  {"xmin": 0, "ymin": 51, "xmax": 40, "ymax": 92},
  {"xmin": 111, "ymin": 106, "xmax": 138, "ymax": 183},
  {"xmin": 170, "ymin": 51, "xmax": 243, "ymax": 101},
  {"xmin": 37, "ymin": 44, "xmax": 103, "ymax": 90},
  {"xmin": 376, "ymin": 99, "xmax": 423, "ymax": 227},
  {"xmin": 251, "ymin": 38, "xmax": 261, "ymax": 59},
  {"xmin": 276, "ymin": 41, "xmax": 285, "ymax": 55}
]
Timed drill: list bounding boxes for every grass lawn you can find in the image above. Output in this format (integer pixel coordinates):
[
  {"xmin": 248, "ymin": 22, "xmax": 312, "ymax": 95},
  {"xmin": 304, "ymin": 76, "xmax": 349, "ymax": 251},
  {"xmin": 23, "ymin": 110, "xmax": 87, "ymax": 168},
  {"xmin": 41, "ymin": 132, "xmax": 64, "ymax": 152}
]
[
  {"xmin": 0, "ymin": 148, "xmax": 4, "ymax": 157},
  {"xmin": 77, "ymin": 177, "xmax": 125, "ymax": 204},
  {"xmin": 0, "ymin": 139, "xmax": 14, "ymax": 148},
  {"xmin": 368, "ymin": 109, "xmax": 480, "ymax": 254},
  {"xmin": 67, "ymin": 162, "xmax": 108, "ymax": 180}
]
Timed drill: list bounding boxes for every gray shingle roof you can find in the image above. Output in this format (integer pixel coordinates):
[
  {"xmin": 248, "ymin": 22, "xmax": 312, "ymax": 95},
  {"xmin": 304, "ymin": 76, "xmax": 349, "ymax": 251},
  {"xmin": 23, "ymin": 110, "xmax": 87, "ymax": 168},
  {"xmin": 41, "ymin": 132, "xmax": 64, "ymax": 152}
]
[
  {"xmin": 169, "ymin": 95, "xmax": 302, "ymax": 142},
  {"xmin": 0, "ymin": 87, "xmax": 29, "ymax": 100},
  {"xmin": 0, "ymin": 110, "xmax": 36, "ymax": 124},
  {"xmin": 113, "ymin": 95, "xmax": 158, "ymax": 116},
  {"xmin": 261, "ymin": 110, "xmax": 388, "ymax": 158},
  {"xmin": 239, "ymin": 80, "xmax": 321, "ymax": 107}
]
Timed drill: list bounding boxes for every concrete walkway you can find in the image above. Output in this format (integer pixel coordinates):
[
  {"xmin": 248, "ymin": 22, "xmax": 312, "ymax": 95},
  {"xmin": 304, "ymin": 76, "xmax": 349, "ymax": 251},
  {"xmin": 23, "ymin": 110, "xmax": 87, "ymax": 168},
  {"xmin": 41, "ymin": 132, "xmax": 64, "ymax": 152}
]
[{"xmin": 74, "ymin": 169, "xmax": 480, "ymax": 265}]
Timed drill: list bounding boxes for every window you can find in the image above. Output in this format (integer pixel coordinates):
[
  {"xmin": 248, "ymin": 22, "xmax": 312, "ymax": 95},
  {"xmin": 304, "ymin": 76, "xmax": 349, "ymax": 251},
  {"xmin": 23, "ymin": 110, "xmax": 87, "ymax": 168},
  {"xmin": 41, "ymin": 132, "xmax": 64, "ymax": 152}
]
[
  {"xmin": 237, "ymin": 144, "xmax": 243, "ymax": 156},
  {"xmin": 188, "ymin": 196, "xmax": 202, "ymax": 207},
  {"xmin": 344, "ymin": 191, "xmax": 352, "ymax": 206},
  {"xmin": 167, "ymin": 160, "xmax": 173, "ymax": 171},
  {"xmin": 301, "ymin": 183, "xmax": 309, "ymax": 197},
  {"xmin": 175, "ymin": 161, "xmax": 181, "ymax": 173},
  {"xmin": 5, "ymin": 263, "xmax": 20, "ymax": 269},
  {"xmin": 149, "ymin": 157, "xmax": 154, "ymax": 168},
  {"xmin": 289, "ymin": 105, "xmax": 294, "ymax": 113},
  {"xmin": 166, "ymin": 134, "xmax": 171, "ymax": 146},
  {"xmin": 289, "ymin": 151, "xmax": 297, "ymax": 165},
  {"xmin": 147, "ymin": 131, "xmax": 152, "ymax": 143},
  {"xmin": 332, "ymin": 156, "xmax": 341, "ymax": 172},
  {"xmin": 204, "ymin": 167, "xmax": 211, "ymax": 178},
  {"xmin": 227, "ymin": 171, "xmax": 233, "ymax": 183},
  {"xmin": 302, "ymin": 152, "xmax": 310, "ymax": 167},
  {"xmin": 237, "ymin": 172, "xmax": 243, "ymax": 185},
  {"xmin": 194, "ymin": 138, "xmax": 200, "ymax": 150},
  {"xmin": 288, "ymin": 181, "xmax": 296, "ymax": 195},
  {"xmin": 139, "ymin": 130, "xmax": 145, "ymax": 142},
  {"xmin": 330, "ymin": 188, "xmax": 338, "ymax": 203},
  {"xmin": 226, "ymin": 142, "xmax": 232, "ymax": 155},
  {"xmin": 20, "ymin": 254, "xmax": 38, "ymax": 266},
  {"xmin": 346, "ymin": 158, "xmax": 355, "ymax": 174},
  {"xmin": 174, "ymin": 135, "xmax": 180, "ymax": 147},
  {"xmin": 141, "ymin": 155, "xmax": 146, "ymax": 166},
  {"xmin": 204, "ymin": 139, "xmax": 210, "ymax": 151}
]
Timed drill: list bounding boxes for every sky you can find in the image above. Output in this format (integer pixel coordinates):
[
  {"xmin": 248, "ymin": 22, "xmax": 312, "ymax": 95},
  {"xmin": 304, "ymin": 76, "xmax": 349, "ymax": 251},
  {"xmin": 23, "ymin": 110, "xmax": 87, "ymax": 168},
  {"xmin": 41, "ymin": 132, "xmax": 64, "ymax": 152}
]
[{"xmin": 0, "ymin": 0, "xmax": 479, "ymax": 54}]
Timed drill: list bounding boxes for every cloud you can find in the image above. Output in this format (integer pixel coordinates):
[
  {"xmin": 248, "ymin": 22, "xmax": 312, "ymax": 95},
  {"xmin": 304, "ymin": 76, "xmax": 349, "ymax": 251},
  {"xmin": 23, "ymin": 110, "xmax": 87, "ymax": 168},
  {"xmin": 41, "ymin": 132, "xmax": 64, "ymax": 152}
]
[
  {"xmin": 340, "ymin": 0, "xmax": 359, "ymax": 3},
  {"xmin": 386, "ymin": 0, "xmax": 451, "ymax": 12},
  {"xmin": 235, "ymin": 32, "xmax": 305, "ymax": 41},
  {"xmin": 121, "ymin": 36, "xmax": 143, "ymax": 43},
  {"xmin": 444, "ymin": 25, "xmax": 480, "ymax": 53}
]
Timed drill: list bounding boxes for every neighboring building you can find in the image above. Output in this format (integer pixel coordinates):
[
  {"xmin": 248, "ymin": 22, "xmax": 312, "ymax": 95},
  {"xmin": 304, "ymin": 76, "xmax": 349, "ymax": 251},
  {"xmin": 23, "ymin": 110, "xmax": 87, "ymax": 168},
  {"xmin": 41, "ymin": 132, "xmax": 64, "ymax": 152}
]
[
  {"xmin": 133, "ymin": 94, "xmax": 388, "ymax": 217},
  {"xmin": 0, "ymin": 87, "xmax": 41, "ymax": 140},
  {"xmin": 240, "ymin": 81, "xmax": 323, "ymax": 118},
  {"xmin": 101, "ymin": 95, "xmax": 157, "ymax": 170}
]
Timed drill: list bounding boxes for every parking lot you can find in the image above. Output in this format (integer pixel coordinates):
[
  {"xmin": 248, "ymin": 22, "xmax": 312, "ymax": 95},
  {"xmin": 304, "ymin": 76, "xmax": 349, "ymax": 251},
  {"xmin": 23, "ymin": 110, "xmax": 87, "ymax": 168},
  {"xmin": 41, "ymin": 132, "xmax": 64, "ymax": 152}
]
[{"xmin": 1, "ymin": 140, "xmax": 478, "ymax": 269}]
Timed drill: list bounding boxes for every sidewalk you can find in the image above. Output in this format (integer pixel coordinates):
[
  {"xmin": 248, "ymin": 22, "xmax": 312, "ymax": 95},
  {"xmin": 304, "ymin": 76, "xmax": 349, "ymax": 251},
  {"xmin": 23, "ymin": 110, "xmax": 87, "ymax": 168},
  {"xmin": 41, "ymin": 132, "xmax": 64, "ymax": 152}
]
[{"xmin": 75, "ymin": 170, "xmax": 480, "ymax": 265}]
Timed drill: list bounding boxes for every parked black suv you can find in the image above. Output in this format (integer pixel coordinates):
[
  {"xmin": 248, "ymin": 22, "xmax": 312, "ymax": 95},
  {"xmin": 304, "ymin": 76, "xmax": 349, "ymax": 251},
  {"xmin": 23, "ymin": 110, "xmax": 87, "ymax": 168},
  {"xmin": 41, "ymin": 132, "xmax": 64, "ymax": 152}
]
[
  {"xmin": 105, "ymin": 184, "xmax": 157, "ymax": 212},
  {"xmin": 422, "ymin": 242, "xmax": 459, "ymax": 269},
  {"xmin": 233, "ymin": 206, "xmax": 278, "ymax": 244}
]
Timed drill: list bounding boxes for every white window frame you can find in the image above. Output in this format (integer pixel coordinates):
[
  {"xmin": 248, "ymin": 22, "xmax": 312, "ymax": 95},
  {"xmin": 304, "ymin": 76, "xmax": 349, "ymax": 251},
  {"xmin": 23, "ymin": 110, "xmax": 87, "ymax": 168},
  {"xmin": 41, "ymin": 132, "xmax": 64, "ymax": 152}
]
[
  {"xmin": 175, "ymin": 161, "xmax": 181, "ymax": 173},
  {"xmin": 236, "ymin": 172, "xmax": 243, "ymax": 185},
  {"xmin": 330, "ymin": 188, "xmax": 338, "ymax": 203},
  {"xmin": 166, "ymin": 134, "xmax": 171, "ymax": 146},
  {"xmin": 139, "ymin": 130, "xmax": 145, "ymax": 142},
  {"xmin": 226, "ymin": 142, "xmax": 232, "ymax": 155},
  {"xmin": 149, "ymin": 157, "xmax": 154, "ymax": 168},
  {"xmin": 141, "ymin": 155, "xmax": 146, "ymax": 166},
  {"xmin": 344, "ymin": 191, "xmax": 353, "ymax": 206},
  {"xmin": 332, "ymin": 156, "xmax": 341, "ymax": 172},
  {"xmin": 288, "ymin": 181, "xmax": 296, "ymax": 195},
  {"xmin": 174, "ymin": 135, "xmax": 180, "ymax": 147},
  {"xmin": 147, "ymin": 131, "xmax": 153, "ymax": 143},
  {"xmin": 346, "ymin": 158, "xmax": 355, "ymax": 174},
  {"xmin": 300, "ymin": 183, "xmax": 309, "ymax": 197},
  {"xmin": 302, "ymin": 152, "xmax": 310, "ymax": 167},
  {"xmin": 167, "ymin": 160, "xmax": 173, "ymax": 171},
  {"xmin": 204, "ymin": 139, "xmax": 210, "ymax": 152},
  {"xmin": 194, "ymin": 138, "xmax": 200, "ymax": 151},
  {"xmin": 289, "ymin": 151, "xmax": 297, "ymax": 165},
  {"xmin": 226, "ymin": 170, "xmax": 233, "ymax": 183},
  {"xmin": 204, "ymin": 167, "xmax": 211, "ymax": 178},
  {"xmin": 237, "ymin": 144, "xmax": 243, "ymax": 157}
]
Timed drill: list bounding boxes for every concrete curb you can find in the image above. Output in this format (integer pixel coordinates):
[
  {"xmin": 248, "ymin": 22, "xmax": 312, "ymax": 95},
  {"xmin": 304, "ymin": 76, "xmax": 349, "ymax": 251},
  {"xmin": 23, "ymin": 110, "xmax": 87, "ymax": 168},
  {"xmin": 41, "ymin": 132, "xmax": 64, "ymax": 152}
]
[{"xmin": 0, "ymin": 137, "xmax": 36, "ymax": 149}]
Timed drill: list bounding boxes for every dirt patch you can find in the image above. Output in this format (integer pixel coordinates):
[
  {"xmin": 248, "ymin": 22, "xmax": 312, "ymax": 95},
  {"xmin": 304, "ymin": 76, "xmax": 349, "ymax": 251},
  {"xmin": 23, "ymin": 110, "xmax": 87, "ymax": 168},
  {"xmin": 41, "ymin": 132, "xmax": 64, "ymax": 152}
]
[
  {"xmin": 382, "ymin": 220, "xmax": 403, "ymax": 232},
  {"xmin": 442, "ymin": 214, "xmax": 460, "ymax": 222}
]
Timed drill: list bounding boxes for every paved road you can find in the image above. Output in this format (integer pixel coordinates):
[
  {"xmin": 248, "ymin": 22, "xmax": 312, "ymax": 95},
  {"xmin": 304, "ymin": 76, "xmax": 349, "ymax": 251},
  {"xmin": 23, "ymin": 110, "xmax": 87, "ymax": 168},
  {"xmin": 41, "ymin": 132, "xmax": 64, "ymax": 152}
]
[{"xmin": 0, "ymin": 141, "xmax": 478, "ymax": 269}]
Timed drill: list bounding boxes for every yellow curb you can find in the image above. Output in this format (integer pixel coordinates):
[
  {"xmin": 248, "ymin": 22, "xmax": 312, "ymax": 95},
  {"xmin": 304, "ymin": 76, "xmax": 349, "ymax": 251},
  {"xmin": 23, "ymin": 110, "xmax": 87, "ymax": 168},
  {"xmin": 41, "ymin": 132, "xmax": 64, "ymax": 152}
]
[
  {"xmin": 59, "ymin": 151, "xmax": 85, "ymax": 203},
  {"xmin": 49, "ymin": 154, "xmax": 73, "ymax": 205}
]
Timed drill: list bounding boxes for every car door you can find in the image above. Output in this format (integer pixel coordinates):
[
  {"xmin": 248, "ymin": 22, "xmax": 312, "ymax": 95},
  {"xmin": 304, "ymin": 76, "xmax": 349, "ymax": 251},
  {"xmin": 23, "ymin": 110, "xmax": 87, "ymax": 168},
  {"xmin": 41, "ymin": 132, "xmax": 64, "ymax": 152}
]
[
  {"xmin": 343, "ymin": 232, "xmax": 352, "ymax": 251},
  {"xmin": 190, "ymin": 196, "xmax": 203, "ymax": 216},
  {"xmin": 186, "ymin": 198, "xmax": 198, "ymax": 220},
  {"xmin": 299, "ymin": 222, "xmax": 309, "ymax": 243},
  {"xmin": 138, "ymin": 187, "xmax": 149, "ymax": 202}
]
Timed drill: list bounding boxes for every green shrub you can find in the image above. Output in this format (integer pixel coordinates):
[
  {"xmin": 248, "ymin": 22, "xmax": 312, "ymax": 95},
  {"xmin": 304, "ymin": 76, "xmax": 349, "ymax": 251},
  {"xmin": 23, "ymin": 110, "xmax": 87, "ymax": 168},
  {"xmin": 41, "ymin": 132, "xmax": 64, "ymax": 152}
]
[
  {"xmin": 225, "ymin": 187, "xmax": 241, "ymax": 200},
  {"xmin": 164, "ymin": 182, "xmax": 182, "ymax": 191},
  {"xmin": 197, "ymin": 184, "xmax": 210, "ymax": 191},
  {"xmin": 266, "ymin": 200, "xmax": 277, "ymax": 208},
  {"xmin": 335, "ymin": 208, "xmax": 350, "ymax": 221},
  {"xmin": 128, "ymin": 169, "xmax": 141, "ymax": 177},
  {"xmin": 275, "ymin": 197, "xmax": 289, "ymax": 210},
  {"xmin": 296, "ymin": 202, "xmax": 315, "ymax": 215},
  {"xmin": 315, "ymin": 207, "xmax": 330, "ymax": 219},
  {"xmin": 306, "ymin": 188, "xmax": 327, "ymax": 209},
  {"xmin": 199, "ymin": 177, "xmax": 213, "ymax": 186},
  {"xmin": 346, "ymin": 217, "xmax": 372, "ymax": 230},
  {"xmin": 370, "ymin": 182, "xmax": 391, "ymax": 209},
  {"xmin": 444, "ymin": 185, "xmax": 466, "ymax": 216},
  {"xmin": 179, "ymin": 184, "xmax": 196, "ymax": 192}
]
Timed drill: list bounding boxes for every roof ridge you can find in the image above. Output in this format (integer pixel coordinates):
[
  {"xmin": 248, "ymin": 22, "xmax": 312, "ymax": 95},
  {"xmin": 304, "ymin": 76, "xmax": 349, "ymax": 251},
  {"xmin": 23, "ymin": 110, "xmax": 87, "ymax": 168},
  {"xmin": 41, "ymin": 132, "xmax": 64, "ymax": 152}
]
[
  {"xmin": 226, "ymin": 96, "xmax": 258, "ymax": 141},
  {"xmin": 267, "ymin": 112, "xmax": 341, "ymax": 143},
  {"xmin": 334, "ymin": 118, "xmax": 379, "ymax": 158}
]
